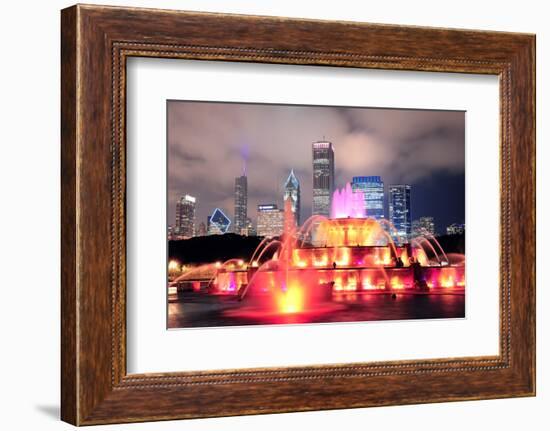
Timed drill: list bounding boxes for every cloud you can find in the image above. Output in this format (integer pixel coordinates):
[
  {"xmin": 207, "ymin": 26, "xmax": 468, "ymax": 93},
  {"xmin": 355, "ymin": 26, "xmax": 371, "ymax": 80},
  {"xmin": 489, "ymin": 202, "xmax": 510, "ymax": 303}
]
[{"xmin": 167, "ymin": 101, "xmax": 464, "ymax": 226}]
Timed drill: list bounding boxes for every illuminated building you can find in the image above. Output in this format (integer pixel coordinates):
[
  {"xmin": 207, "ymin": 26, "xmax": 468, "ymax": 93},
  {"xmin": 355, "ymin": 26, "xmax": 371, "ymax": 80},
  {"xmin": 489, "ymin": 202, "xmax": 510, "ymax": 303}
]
[
  {"xmin": 197, "ymin": 221, "xmax": 207, "ymax": 237},
  {"xmin": 283, "ymin": 169, "xmax": 301, "ymax": 227},
  {"xmin": 242, "ymin": 217, "xmax": 256, "ymax": 236},
  {"xmin": 175, "ymin": 194, "xmax": 196, "ymax": 238},
  {"xmin": 207, "ymin": 208, "xmax": 231, "ymax": 235},
  {"xmin": 389, "ymin": 184, "xmax": 412, "ymax": 242},
  {"xmin": 446, "ymin": 223, "xmax": 465, "ymax": 235},
  {"xmin": 312, "ymin": 141, "xmax": 335, "ymax": 217},
  {"xmin": 351, "ymin": 176, "xmax": 385, "ymax": 220},
  {"xmin": 256, "ymin": 204, "xmax": 284, "ymax": 238},
  {"xmin": 234, "ymin": 174, "xmax": 247, "ymax": 234},
  {"xmin": 412, "ymin": 216, "xmax": 435, "ymax": 237}
]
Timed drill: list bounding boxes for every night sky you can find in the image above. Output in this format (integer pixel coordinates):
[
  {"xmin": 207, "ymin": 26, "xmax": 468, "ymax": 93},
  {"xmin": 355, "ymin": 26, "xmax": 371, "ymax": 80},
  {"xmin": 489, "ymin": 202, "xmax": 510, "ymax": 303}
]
[{"xmin": 167, "ymin": 101, "xmax": 465, "ymax": 235}]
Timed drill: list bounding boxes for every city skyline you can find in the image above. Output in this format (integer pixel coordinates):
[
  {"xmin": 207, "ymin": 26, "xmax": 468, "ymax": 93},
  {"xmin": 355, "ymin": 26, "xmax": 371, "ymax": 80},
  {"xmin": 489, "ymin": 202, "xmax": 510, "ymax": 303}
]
[
  {"xmin": 170, "ymin": 167, "xmax": 464, "ymax": 239},
  {"xmin": 168, "ymin": 101, "xmax": 465, "ymax": 233}
]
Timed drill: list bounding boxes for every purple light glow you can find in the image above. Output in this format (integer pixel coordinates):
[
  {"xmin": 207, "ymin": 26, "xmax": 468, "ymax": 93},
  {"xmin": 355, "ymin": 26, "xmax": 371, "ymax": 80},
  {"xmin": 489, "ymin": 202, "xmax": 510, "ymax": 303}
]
[{"xmin": 331, "ymin": 183, "xmax": 366, "ymax": 219}]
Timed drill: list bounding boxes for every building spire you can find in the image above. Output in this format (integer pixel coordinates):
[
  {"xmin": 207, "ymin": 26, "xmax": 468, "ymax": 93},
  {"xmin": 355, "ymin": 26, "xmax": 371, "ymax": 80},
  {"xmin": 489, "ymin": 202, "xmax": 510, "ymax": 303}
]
[{"xmin": 285, "ymin": 169, "xmax": 299, "ymax": 189}]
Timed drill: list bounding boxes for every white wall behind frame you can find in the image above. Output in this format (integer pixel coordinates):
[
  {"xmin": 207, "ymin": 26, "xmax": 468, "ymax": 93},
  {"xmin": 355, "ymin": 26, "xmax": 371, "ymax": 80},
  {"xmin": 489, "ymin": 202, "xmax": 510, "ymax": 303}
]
[{"xmin": 1, "ymin": 1, "xmax": 546, "ymax": 430}]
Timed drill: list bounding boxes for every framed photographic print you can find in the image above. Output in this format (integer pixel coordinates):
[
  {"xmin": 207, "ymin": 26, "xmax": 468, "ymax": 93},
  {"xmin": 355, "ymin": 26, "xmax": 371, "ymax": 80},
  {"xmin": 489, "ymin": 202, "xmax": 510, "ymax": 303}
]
[
  {"xmin": 61, "ymin": 4, "xmax": 535, "ymax": 425},
  {"xmin": 165, "ymin": 101, "xmax": 466, "ymax": 330}
]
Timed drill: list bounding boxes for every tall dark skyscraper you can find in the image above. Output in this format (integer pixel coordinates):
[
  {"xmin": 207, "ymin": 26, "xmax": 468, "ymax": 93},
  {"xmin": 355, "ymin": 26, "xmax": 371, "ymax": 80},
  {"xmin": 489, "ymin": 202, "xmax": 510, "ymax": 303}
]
[
  {"xmin": 312, "ymin": 141, "xmax": 335, "ymax": 217},
  {"xmin": 351, "ymin": 176, "xmax": 385, "ymax": 220},
  {"xmin": 234, "ymin": 173, "xmax": 248, "ymax": 234},
  {"xmin": 175, "ymin": 194, "xmax": 196, "ymax": 238},
  {"xmin": 283, "ymin": 169, "xmax": 301, "ymax": 227},
  {"xmin": 389, "ymin": 184, "xmax": 412, "ymax": 242}
]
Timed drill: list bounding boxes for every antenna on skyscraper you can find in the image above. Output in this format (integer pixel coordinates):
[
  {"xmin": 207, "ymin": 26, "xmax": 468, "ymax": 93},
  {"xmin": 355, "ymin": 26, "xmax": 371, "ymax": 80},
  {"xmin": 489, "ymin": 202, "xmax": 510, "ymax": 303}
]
[{"xmin": 240, "ymin": 143, "xmax": 249, "ymax": 177}]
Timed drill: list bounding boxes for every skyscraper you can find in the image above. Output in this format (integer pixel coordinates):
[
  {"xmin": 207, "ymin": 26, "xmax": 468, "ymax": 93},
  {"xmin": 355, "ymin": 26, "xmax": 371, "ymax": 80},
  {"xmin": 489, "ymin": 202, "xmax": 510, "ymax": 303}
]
[
  {"xmin": 446, "ymin": 223, "xmax": 465, "ymax": 235},
  {"xmin": 412, "ymin": 216, "xmax": 436, "ymax": 237},
  {"xmin": 389, "ymin": 185, "xmax": 412, "ymax": 242},
  {"xmin": 351, "ymin": 176, "xmax": 385, "ymax": 220},
  {"xmin": 256, "ymin": 204, "xmax": 284, "ymax": 238},
  {"xmin": 244, "ymin": 217, "xmax": 256, "ymax": 237},
  {"xmin": 175, "ymin": 194, "xmax": 196, "ymax": 238},
  {"xmin": 234, "ymin": 174, "xmax": 248, "ymax": 235},
  {"xmin": 312, "ymin": 141, "xmax": 335, "ymax": 217},
  {"xmin": 283, "ymin": 169, "xmax": 301, "ymax": 227},
  {"xmin": 197, "ymin": 221, "xmax": 207, "ymax": 237},
  {"xmin": 207, "ymin": 208, "xmax": 231, "ymax": 235}
]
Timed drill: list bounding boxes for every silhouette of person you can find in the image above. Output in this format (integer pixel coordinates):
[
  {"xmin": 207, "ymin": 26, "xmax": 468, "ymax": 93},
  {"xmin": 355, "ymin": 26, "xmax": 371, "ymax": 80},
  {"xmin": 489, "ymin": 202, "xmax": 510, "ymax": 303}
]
[
  {"xmin": 411, "ymin": 257, "xmax": 427, "ymax": 290},
  {"xmin": 395, "ymin": 256, "xmax": 404, "ymax": 268}
]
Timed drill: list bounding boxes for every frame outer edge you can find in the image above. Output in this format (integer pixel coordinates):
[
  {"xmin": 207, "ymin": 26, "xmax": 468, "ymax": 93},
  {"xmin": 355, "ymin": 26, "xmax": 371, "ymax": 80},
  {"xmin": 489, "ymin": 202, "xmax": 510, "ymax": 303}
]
[
  {"xmin": 61, "ymin": 4, "xmax": 536, "ymax": 424},
  {"xmin": 61, "ymin": 4, "xmax": 80, "ymax": 426},
  {"xmin": 500, "ymin": 35, "xmax": 536, "ymax": 396},
  {"xmin": 527, "ymin": 35, "xmax": 536, "ymax": 395}
]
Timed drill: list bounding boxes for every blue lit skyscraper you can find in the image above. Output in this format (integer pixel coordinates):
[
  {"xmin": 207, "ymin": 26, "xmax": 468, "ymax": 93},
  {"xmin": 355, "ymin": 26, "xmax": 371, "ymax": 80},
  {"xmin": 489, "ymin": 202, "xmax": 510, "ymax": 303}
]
[
  {"xmin": 389, "ymin": 184, "xmax": 412, "ymax": 242},
  {"xmin": 351, "ymin": 176, "xmax": 384, "ymax": 220},
  {"xmin": 207, "ymin": 208, "xmax": 231, "ymax": 235}
]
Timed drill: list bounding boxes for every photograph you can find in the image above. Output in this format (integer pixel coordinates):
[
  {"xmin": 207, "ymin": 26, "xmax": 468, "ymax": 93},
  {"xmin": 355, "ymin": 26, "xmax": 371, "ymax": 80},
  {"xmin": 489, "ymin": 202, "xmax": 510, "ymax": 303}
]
[{"xmin": 167, "ymin": 101, "xmax": 466, "ymax": 328}]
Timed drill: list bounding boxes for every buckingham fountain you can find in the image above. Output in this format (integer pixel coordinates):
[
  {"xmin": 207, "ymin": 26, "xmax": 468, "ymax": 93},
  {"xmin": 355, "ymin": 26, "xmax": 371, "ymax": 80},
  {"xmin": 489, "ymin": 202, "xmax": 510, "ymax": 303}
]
[{"xmin": 198, "ymin": 183, "xmax": 465, "ymax": 316}]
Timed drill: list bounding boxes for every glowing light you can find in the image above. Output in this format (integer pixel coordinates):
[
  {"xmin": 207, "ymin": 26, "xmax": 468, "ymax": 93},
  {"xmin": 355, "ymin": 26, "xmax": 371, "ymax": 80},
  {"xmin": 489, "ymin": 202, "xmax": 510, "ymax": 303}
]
[
  {"xmin": 331, "ymin": 183, "xmax": 366, "ymax": 219},
  {"xmin": 440, "ymin": 276, "xmax": 455, "ymax": 288},
  {"xmin": 391, "ymin": 276, "xmax": 404, "ymax": 290},
  {"xmin": 415, "ymin": 249, "xmax": 429, "ymax": 266},
  {"xmin": 383, "ymin": 251, "xmax": 391, "ymax": 265},
  {"xmin": 168, "ymin": 260, "xmax": 180, "ymax": 272},
  {"xmin": 275, "ymin": 284, "xmax": 304, "ymax": 314},
  {"xmin": 251, "ymin": 261, "xmax": 259, "ymax": 268},
  {"xmin": 361, "ymin": 278, "xmax": 374, "ymax": 290},
  {"xmin": 400, "ymin": 250, "xmax": 410, "ymax": 267},
  {"xmin": 313, "ymin": 254, "xmax": 329, "ymax": 267},
  {"xmin": 346, "ymin": 275, "xmax": 358, "ymax": 291},
  {"xmin": 374, "ymin": 248, "xmax": 391, "ymax": 266},
  {"xmin": 192, "ymin": 281, "xmax": 201, "ymax": 292},
  {"xmin": 215, "ymin": 261, "xmax": 222, "ymax": 269},
  {"xmin": 335, "ymin": 248, "xmax": 350, "ymax": 266},
  {"xmin": 237, "ymin": 259, "xmax": 244, "ymax": 266}
]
